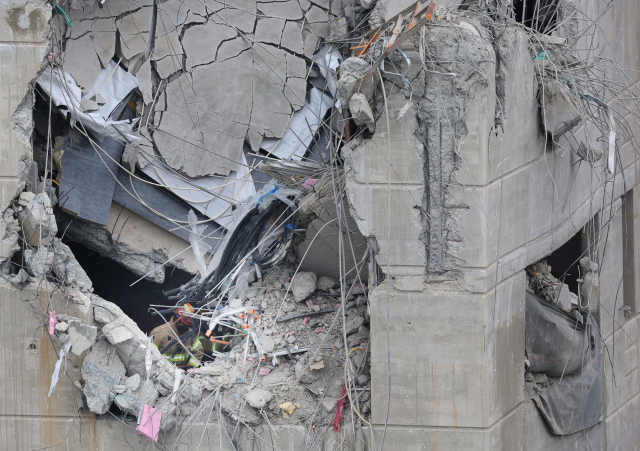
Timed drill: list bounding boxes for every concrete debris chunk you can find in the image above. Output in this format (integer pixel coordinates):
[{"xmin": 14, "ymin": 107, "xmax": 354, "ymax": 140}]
[
  {"xmin": 126, "ymin": 374, "xmax": 141, "ymax": 392},
  {"xmin": 154, "ymin": 397, "xmax": 177, "ymax": 431},
  {"xmin": 9, "ymin": 268, "xmax": 30, "ymax": 287},
  {"xmin": 68, "ymin": 319, "xmax": 97, "ymax": 355},
  {"xmin": 51, "ymin": 239, "xmax": 93, "ymax": 292},
  {"xmin": 115, "ymin": 380, "xmax": 160, "ymax": 416},
  {"xmin": 80, "ymin": 97, "xmax": 99, "ymax": 112},
  {"xmin": 337, "ymin": 57, "xmax": 378, "ymax": 107},
  {"xmin": 291, "ymin": 271, "xmax": 317, "ymax": 301},
  {"xmin": 82, "ymin": 340, "xmax": 126, "ymax": 414},
  {"xmin": 349, "ymin": 93, "xmax": 375, "ymax": 131},
  {"xmin": 0, "ymin": 209, "xmax": 20, "ymax": 261},
  {"xmin": 17, "ymin": 192, "xmax": 58, "ymax": 246},
  {"xmin": 245, "ymin": 388, "xmax": 273, "ymax": 408},
  {"xmin": 55, "ymin": 322, "xmax": 69, "ymax": 332},
  {"xmin": 24, "ymin": 248, "xmax": 54, "ymax": 277}
]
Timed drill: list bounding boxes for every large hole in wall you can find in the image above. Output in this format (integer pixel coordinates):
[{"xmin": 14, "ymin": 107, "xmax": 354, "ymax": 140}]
[
  {"xmin": 63, "ymin": 239, "xmax": 193, "ymax": 335},
  {"xmin": 543, "ymin": 230, "xmax": 582, "ymax": 293},
  {"xmin": 512, "ymin": 0, "xmax": 558, "ymax": 33}
]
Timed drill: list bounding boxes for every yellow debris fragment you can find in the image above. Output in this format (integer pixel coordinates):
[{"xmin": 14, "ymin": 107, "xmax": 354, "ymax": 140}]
[{"xmin": 280, "ymin": 402, "xmax": 299, "ymax": 418}]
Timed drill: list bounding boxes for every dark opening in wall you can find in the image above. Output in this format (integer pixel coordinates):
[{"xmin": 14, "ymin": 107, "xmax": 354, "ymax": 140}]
[
  {"xmin": 512, "ymin": 0, "xmax": 558, "ymax": 34},
  {"xmin": 62, "ymin": 239, "xmax": 193, "ymax": 334},
  {"xmin": 545, "ymin": 230, "xmax": 582, "ymax": 293}
]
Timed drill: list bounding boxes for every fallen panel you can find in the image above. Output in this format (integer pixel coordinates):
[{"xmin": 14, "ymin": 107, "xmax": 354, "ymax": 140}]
[
  {"xmin": 58, "ymin": 128, "xmax": 126, "ymax": 225},
  {"xmin": 140, "ymin": 153, "xmax": 255, "ymax": 227},
  {"xmin": 261, "ymin": 88, "xmax": 333, "ymax": 160},
  {"xmin": 37, "ymin": 67, "xmax": 141, "ymax": 145},
  {"xmin": 112, "ymin": 167, "xmax": 224, "ymax": 250}
]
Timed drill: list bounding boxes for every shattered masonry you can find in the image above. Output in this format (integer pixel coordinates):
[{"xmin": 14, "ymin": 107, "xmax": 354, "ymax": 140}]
[{"xmin": 3, "ymin": 0, "xmax": 640, "ymax": 449}]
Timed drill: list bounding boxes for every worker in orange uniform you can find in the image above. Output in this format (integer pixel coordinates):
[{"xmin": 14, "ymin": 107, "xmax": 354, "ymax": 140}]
[{"xmin": 150, "ymin": 303, "xmax": 211, "ymax": 367}]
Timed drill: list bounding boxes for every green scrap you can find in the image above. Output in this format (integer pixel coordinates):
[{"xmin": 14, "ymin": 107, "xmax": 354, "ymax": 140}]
[{"xmin": 50, "ymin": 3, "xmax": 72, "ymax": 28}]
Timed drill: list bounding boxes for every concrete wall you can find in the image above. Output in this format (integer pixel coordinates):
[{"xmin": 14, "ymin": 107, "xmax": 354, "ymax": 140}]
[{"xmin": 345, "ymin": 3, "xmax": 640, "ymax": 449}]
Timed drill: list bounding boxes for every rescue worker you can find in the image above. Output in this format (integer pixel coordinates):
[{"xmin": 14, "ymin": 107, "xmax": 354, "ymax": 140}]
[{"xmin": 150, "ymin": 303, "xmax": 211, "ymax": 367}]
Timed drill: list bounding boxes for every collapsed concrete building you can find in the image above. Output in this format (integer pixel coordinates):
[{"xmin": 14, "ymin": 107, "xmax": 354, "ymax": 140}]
[{"xmin": 2, "ymin": 0, "xmax": 640, "ymax": 448}]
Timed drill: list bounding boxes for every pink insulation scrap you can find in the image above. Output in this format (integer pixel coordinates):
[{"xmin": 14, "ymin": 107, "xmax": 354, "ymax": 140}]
[
  {"xmin": 305, "ymin": 299, "xmax": 314, "ymax": 308},
  {"xmin": 315, "ymin": 327, "xmax": 323, "ymax": 333},
  {"xmin": 302, "ymin": 317, "xmax": 309, "ymax": 325},
  {"xmin": 48, "ymin": 310, "xmax": 57, "ymax": 335},
  {"xmin": 289, "ymin": 331, "xmax": 295, "ymax": 336},
  {"xmin": 136, "ymin": 405, "xmax": 162, "ymax": 442},
  {"xmin": 259, "ymin": 368, "xmax": 271, "ymax": 376},
  {"xmin": 302, "ymin": 178, "xmax": 318, "ymax": 190}
]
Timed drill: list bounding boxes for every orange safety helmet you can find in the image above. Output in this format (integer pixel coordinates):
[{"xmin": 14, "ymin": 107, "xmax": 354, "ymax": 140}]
[{"xmin": 175, "ymin": 303, "xmax": 194, "ymax": 326}]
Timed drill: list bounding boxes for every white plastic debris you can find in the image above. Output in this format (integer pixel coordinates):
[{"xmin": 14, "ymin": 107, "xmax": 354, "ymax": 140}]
[{"xmin": 48, "ymin": 337, "xmax": 72, "ymax": 397}]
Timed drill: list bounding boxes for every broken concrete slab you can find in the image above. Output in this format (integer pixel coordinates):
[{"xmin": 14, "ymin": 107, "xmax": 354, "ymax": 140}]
[
  {"xmin": 82, "ymin": 340, "xmax": 126, "ymax": 414},
  {"xmin": 216, "ymin": 37, "xmax": 251, "ymax": 62}
]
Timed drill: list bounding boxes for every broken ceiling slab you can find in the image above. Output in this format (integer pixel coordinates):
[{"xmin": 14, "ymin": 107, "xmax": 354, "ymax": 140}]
[
  {"xmin": 281, "ymin": 21, "xmax": 305, "ymax": 54},
  {"xmin": 182, "ymin": 19, "xmax": 237, "ymax": 70},
  {"xmin": 305, "ymin": 5, "xmax": 329, "ymax": 23},
  {"xmin": 257, "ymin": 0, "xmax": 303, "ymax": 20},
  {"xmin": 261, "ymin": 87, "xmax": 333, "ymax": 159},
  {"xmin": 140, "ymin": 153, "xmax": 255, "ymax": 227},
  {"xmin": 153, "ymin": 23, "xmax": 183, "ymax": 72},
  {"xmin": 91, "ymin": 19, "xmax": 118, "ymax": 67},
  {"xmin": 157, "ymin": 0, "xmax": 207, "ymax": 26},
  {"xmin": 117, "ymin": 7, "xmax": 154, "ymax": 61},
  {"xmin": 112, "ymin": 166, "xmax": 224, "ymax": 249},
  {"xmin": 255, "ymin": 18, "xmax": 286, "ymax": 45},
  {"xmin": 206, "ymin": 0, "xmax": 257, "ymax": 33},
  {"xmin": 136, "ymin": 59, "xmax": 154, "ymax": 104},
  {"xmin": 249, "ymin": 44, "xmax": 297, "ymax": 148},
  {"xmin": 62, "ymin": 34, "xmax": 103, "ymax": 92},
  {"xmin": 153, "ymin": 59, "xmax": 250, "ymax": 177},
  {"xmin": 216, "ymin": 37, "xmax": 251, "ymax": 62}
]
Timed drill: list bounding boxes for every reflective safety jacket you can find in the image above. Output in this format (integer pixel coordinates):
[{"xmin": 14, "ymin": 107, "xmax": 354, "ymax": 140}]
[{"xmin": 150, "ymin": 319, "xmax": 212, "ymax": 367}]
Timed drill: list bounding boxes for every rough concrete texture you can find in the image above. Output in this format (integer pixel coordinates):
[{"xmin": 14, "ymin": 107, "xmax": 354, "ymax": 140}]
[
  {"xmin": 349, "ymin": 92, "xmax": 375, "ymax": 131},
  {"xmin": 245, "ymin": 388, "xmax": 273, "ymax": 408},
  {"xmin": 16, "ymin": 192, "xmax": 57, "ymax": 246},
  {"xmin": 67, "ymin": 319, "xmax": 97, "ymax": 355},
  {"xmin": 541, "ymin": 78, "xmax": 582, "ymax": 138},
  {"xmin": 115, "ymin": 380, "xmax": 160, "ymax": 416},
  {"xmin": 82, "ymin": 340, "xmax": 126, "ymax": 414}
]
